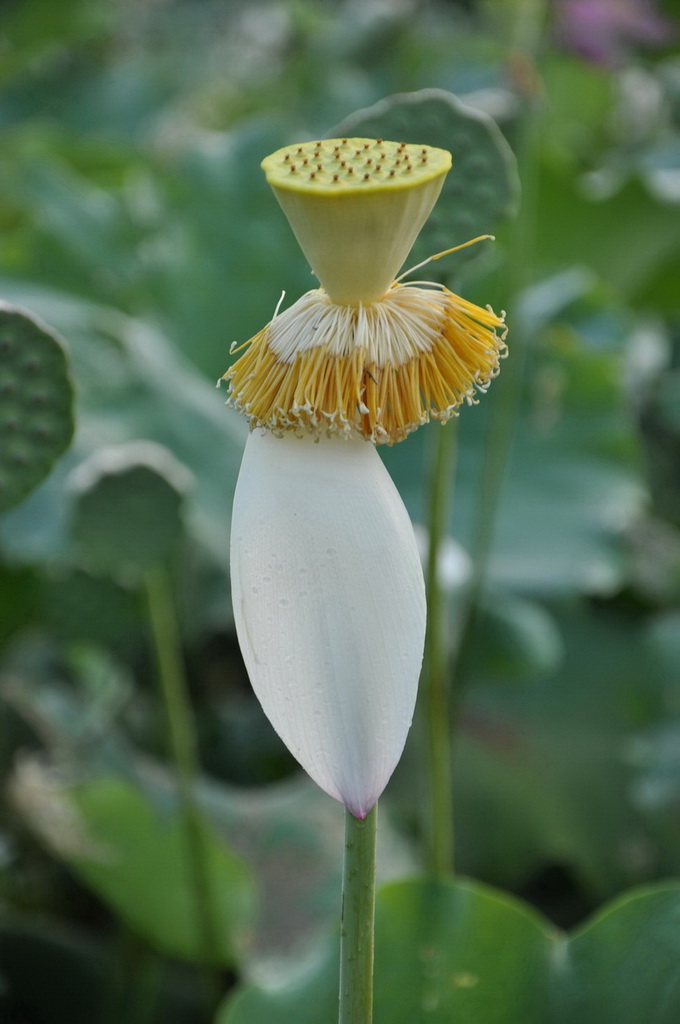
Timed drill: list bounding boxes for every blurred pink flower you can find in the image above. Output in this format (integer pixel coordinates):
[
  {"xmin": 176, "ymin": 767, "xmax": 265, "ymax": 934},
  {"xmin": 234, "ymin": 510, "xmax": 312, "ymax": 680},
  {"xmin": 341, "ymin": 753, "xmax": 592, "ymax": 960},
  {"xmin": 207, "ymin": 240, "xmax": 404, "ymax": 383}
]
[{"xmin": 554, "ymin": 0, "xmax": 676, "ymax": 65}]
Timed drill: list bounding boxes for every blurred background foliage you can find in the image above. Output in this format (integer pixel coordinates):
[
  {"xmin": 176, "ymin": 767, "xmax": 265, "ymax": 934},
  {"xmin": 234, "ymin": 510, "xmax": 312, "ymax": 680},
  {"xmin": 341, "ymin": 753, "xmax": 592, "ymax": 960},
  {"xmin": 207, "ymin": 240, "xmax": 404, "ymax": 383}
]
[{"xmin": 1, "ymin": 0, "xmax": 680, "ymax": 1021}]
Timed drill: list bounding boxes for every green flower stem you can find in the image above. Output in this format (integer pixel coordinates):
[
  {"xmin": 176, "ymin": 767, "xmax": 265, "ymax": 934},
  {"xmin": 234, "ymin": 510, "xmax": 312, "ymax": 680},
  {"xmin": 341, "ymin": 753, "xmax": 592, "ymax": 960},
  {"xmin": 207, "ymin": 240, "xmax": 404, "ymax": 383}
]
[
  {"xmin": 422, "ymin": 422, "xmax": 457, "ymax": 878},
  {"xmin": 339, "ymin": 804, "xmax": 378, "ymax": 1024},
  {"xmin": 143, "ymin": 566, "xmax": 221, "ymax": 988}
]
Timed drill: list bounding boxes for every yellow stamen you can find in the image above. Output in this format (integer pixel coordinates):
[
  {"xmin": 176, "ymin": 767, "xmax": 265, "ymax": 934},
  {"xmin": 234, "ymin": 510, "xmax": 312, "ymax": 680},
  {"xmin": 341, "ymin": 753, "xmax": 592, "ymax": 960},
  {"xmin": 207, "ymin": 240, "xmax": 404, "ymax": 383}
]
[{"xmin": 224, "ymin": 282, "xmax": 507, "ymax": 446}]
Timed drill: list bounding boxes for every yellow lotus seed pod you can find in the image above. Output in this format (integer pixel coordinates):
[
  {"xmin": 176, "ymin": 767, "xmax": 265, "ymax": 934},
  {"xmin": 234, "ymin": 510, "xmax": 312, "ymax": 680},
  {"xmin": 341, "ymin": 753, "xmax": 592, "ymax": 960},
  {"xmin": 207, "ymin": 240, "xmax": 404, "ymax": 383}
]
[{"xmin": 261, "ymin": 137, "xmax": 452, "ymax": 305}]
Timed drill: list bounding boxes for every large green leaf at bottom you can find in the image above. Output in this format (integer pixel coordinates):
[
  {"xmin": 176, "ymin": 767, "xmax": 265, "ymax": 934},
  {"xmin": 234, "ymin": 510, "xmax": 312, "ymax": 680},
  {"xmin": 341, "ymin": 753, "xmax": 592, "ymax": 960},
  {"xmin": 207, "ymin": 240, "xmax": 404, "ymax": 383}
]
[
  {"xmin": 218, "ymin": 878, "xmax": 680, "ymax": 1024},
  {"xmin": 553, "ymin": 885, "xmax": 680, "ymax": 1023}
]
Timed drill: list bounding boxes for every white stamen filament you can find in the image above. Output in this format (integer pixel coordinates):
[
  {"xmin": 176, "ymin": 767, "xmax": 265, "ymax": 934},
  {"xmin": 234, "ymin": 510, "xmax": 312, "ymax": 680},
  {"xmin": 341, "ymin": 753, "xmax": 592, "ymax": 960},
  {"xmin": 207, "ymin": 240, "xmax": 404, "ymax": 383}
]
[{"xmin": 267, "ymin": 285, "xmax": 453, "ymax": 366}]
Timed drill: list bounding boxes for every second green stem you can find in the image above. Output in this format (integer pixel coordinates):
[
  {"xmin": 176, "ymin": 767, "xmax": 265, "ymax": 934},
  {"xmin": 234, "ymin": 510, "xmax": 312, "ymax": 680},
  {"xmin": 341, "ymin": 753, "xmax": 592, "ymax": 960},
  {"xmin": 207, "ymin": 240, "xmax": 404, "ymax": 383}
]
[
  {"xmin": 144, "ymin": 566, "xmax": 221, "ymax": 979},
  {"xmin": 423, "ymin": 422, "xmax": 457, "ymax": 878}
]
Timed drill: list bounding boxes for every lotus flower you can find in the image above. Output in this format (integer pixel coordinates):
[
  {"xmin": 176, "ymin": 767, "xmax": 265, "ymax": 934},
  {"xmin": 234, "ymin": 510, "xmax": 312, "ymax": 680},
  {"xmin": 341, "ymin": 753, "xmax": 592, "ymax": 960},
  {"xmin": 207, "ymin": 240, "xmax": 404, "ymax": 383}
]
[{"xmin": 224, "ymin": 137, "xmax": 506, "ymax": 817}]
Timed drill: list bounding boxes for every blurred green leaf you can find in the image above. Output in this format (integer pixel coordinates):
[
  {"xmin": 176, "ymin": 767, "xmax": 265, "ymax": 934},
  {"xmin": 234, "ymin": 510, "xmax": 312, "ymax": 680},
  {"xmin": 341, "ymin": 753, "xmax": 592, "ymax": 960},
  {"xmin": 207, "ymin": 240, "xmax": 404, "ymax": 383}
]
[
  {"xmin": 69, "ymin": 778, "xmax": 255, "ymax": 967},
  {"xmin": 539, "ymin": 56, "xmax": 614, "ymax": 166},
  {"xmin": 383, "ymin": 292, "xmax": 643, "ymax": 595},
  {"xmin": 0, "ymin": 122, "xmax": 311, "ymax": 378},
  {"xmin": 656, "ymin": 373, "xmax": 680, "ymax": 432},
  {"xmin": 4, "ymin": 651, "xmax": 408, "ymax": 978},
  {"xmin": 2, "ymin": 642, "xmax": 134, "ymax": 767},
  {"xmin": 0, "ymin": 0, "xmax": 113, "ymax": 85},
  {"xmin": 645, "ymin": 610, "xmax": 680, "ymax": 693},
  {"xmin": 533, "ymin": 167, "xmax": 680, "ymax": 313},
  {"xmin": 169, "ymin": 123, "xmax": 313, "ymax": 377},
  {"xmin": 41, "ymin": 567, "xmax": 141, "ymax": 647},
  {"xmin": 472, "ymin": 594, "xmax": 564, "ymax": 681},
  {"xmin": 451, "ymin": 601, "xmax": 667, "ymax": 895},
  {"xmin": 15, "ymin": 160, "xmax": 129, "ymax": 290}
]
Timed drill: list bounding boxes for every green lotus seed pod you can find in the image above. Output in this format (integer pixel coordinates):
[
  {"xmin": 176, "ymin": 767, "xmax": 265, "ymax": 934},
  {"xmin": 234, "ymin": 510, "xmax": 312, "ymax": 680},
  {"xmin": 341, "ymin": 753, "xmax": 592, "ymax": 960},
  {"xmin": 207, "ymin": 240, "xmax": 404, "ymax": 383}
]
[
  {"xmin": 69, "ymin": 442, "xmax": 192, "ymax": 575},
  {"xmin": 0, "ymin": 303, "xmax": 75, "ymax": 515}
]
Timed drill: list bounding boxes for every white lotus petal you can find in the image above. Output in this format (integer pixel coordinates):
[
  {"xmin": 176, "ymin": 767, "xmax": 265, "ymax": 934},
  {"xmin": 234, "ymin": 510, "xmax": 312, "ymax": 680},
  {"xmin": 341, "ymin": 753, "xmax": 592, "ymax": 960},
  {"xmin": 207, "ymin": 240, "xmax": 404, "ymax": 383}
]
[{"xmin": 230, "ymin": 430, "xmax": 426, "ymax": 818}]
